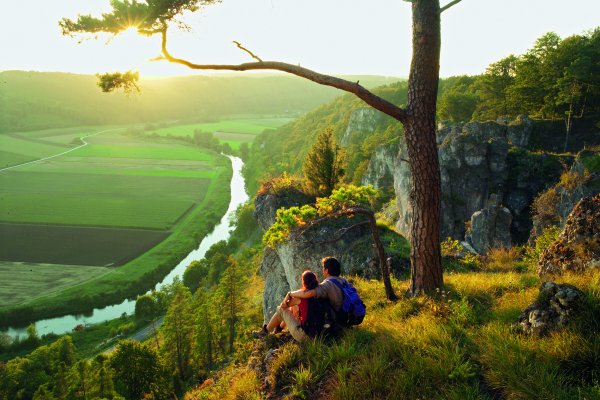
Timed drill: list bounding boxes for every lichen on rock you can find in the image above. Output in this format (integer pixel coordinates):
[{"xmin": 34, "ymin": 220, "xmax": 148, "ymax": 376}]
[
  {"xmin": 518, "ymin": 282, "xmax": 584, "ymax": 336},
  {"xmin": 538, "ymin": 194, "xmax": 600, "ymax": 276}
]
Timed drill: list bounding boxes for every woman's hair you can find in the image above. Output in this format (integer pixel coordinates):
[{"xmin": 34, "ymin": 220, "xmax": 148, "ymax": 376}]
[{"xmin": 301, "ymin": 270, "xmax": 319, "ymax": 291}]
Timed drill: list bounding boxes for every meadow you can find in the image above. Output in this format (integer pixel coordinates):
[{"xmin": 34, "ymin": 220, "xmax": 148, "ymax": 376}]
[
  {"xmin": 0, "ymin": 126, "xmax": 232, "ymax": 324},
  {"xmin": 0, "ymin": 262, "xmax": 110, "ymax": 307},
  {"xmin": 151, "ymin": 117, "xmax": 293, "ymax": 149}
]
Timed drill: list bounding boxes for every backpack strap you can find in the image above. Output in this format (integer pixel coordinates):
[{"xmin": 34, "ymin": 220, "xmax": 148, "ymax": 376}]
[{"xmin": 326, "ymin": 277, "xmax": 347, "ymax": 291}]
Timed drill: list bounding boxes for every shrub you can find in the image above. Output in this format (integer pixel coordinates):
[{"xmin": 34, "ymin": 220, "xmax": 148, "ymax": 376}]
[{"xmin": 524, "ymin": 225, "xmax": 561, "ymax": 267}]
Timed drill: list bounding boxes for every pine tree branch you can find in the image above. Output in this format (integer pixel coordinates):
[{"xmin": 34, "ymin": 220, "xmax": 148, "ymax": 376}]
[
  {"xmin": 440, "ymin": 0, "xmax": 463, "ymax": 13},
  {"xmin": 232, "ymin": 41, "xmax": 263, "ymax": 62},
  {"xmin": 158, "ymin": 30, "xmax": 408, "ymax": 123}
]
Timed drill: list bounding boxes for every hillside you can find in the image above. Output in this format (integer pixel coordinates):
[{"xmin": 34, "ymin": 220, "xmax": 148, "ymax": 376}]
[{"xmin": 0, "ymin": 71, "xmax": 401, "ymax": 133}]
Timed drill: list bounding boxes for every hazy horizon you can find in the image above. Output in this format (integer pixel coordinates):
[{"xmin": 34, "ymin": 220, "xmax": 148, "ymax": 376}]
[{"xmin": 2, "ymin": 0, "xmax": 600, "ymax": 78}]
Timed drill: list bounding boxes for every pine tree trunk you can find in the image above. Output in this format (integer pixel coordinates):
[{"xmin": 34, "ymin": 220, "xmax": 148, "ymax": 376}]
[{"xmin": 404, "ymin": 0, "xmax": 444, "ymax": 295}]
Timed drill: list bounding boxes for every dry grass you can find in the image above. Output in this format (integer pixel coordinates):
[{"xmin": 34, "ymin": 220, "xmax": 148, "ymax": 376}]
[{"xmin": 189, "ymin": 268, "xmax": 600, "ymax": 400}]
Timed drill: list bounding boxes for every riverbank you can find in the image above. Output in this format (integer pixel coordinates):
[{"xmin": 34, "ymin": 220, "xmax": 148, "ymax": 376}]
[{"xmin": 0, "ymin": 153, "xmax": 233, "ymax": 329}]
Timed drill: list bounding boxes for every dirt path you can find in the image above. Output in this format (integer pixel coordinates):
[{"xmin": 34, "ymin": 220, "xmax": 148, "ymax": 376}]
[{"xmin": 0, "ymin": 127, "xmax": 124, "ymax": 173}]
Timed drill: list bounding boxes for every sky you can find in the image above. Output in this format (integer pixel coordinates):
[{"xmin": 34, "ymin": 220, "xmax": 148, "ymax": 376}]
[{"xmin": 1, "ymin": 0, "xmax": 599, "ymax": 78}]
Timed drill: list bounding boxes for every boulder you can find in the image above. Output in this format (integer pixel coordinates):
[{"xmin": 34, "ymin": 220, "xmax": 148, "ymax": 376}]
[
  {"xmin": 518, "ymin": 282, "xmax": 584, "ymax": 336},
  {"xmin": 538, "ymin": 194, "xmax": 600, "ymax": 276}
]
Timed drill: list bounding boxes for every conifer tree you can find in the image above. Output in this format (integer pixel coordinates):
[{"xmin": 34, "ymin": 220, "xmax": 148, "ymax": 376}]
[
  {"xmin": 193, "ymin": 291, "xmax": 216, "ymax": 369},
  {"xmin": 161, "ymin": 284, "xmax": 194, "ymax": 381},
  {"xmin": 303, "ymin": 128, "xmax": 345, "ymax": 196}
]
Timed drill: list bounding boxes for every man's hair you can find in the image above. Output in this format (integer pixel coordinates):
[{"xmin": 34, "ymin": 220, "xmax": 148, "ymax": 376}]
[{"xmin": 322, "ymin": 256, "xmax": 341, "ymax": 276}]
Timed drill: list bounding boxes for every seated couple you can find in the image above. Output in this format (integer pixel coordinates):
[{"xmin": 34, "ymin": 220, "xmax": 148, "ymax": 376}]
[{"xmin": 253, "ymin": 256, "xmax": 347, "ymax": 342}]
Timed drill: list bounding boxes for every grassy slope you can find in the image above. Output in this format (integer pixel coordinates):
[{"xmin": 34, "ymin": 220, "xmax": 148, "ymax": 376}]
[{"xmin": 187, "ymin": 264, "xmax": 600, "ymax": 400}]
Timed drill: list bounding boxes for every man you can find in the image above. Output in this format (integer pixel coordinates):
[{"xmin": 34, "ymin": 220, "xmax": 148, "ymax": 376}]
[{"xmin": 252, "ymin": 256, "xmax": 346, "ymax": 339}]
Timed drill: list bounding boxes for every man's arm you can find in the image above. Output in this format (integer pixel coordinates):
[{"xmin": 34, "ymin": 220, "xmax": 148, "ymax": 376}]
[{"xmin": 290, "ymin": 289, "xmax": 317, "ymax": 299}]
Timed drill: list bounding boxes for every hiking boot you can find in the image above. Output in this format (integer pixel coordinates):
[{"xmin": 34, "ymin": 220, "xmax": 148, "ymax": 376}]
[{"xmin": 252, "ymin": 324, "xmax": 268, "ymax": 339}]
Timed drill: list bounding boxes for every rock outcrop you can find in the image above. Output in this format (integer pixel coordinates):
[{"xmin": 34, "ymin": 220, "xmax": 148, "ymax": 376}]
[
  {"xmin": 530, "ymin": 150, "xmax": 600, "ymax": 240},
  {"xmin": 538, "ymin": 194, "xmax": 600, "ymax": 276},
  {"xmin": 340, "ymin": 108, "xmax": 385, "ymax": 146},
  {"xmin": 393, "ymin": 119, "xmax": 512, "ymax": 242},
  {"xmin": 465, "ymin": 194, "xmax": 512, "ymax": 254},
  {"xmin": 518, "ymin": 282, "xmax": 584, "ymax": 336},
  {"xmin": 361, "ymin": 143, "xmax": 397, "ymax": 190},
  {"xmin": 255, "ymin": 186, "xmax": 404, "ymax": 323},
  {"xmin": 362, "ymin": 116, "xmax": 570, "ymax": 246}
]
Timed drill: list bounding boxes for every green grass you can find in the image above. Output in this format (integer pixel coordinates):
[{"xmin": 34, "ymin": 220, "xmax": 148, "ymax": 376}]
[
  {"xmin": 0, "ymin": 134, "xmax": 68, "ymax": 159},
  {"xmin": 0, "ymin": 150, "xmax": 35, "ymax": 168},
  {"xmin": 0, "ymin": 171, "xmax": 209, "ymax": 229},
  {"xmin": 192, "ymin": 266, "xmax": 600, "ymax": 400},
  {"xmin": 68, "ymin": 143, "xmax": 214, "ymax": 161},
  {"xmin": 19, "ymin": 156, "xmax": 217, "ymax": 178},
  {"xmin": 152, "ymin": 118, "xmax": 293, "ymax": 137},
  {"xmin": 214, "ymin": 132, "xmax": 257, "ymax": 150},
  {"xmin": 1, "ymin": 223, "xmax": 169, "ymax": 267},
  {"xmin": 0, "ymin": 262, "xmax": 109, "ymax": 307}
]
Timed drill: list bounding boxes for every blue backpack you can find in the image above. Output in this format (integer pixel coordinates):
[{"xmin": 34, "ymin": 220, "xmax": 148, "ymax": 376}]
[{"xmin": 328, "ymin": 278, "xmax": 366, "ymax": 326}]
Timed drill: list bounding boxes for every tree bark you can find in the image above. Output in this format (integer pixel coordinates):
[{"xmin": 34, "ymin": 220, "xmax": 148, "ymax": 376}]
[{"xmin": 404, "ymin": 0, "xmax": 444, "ymax": 295}]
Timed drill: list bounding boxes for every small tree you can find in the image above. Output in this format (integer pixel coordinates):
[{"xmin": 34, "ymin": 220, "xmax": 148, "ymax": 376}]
[
  {"xmin": 135, "ymin": 293, "xmax": 159, "ymax": 323},
  {"xmin": 110, "ymin": 340, "xmax": 170, "ymax": 400},
  {"xmin": 303, "ymin": 128, "xmax": 345, "ymax": 196}
]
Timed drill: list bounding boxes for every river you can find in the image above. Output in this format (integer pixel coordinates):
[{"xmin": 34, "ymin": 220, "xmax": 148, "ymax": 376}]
[{"xmin": 4, "ymin": 155, "xmax": 248, "ymax": 339}]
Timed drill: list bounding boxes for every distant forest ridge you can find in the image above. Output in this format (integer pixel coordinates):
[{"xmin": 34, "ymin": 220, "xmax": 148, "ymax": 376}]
[{"xmin": 0, "ymin": 71, "xmax": 402, "ymax": 133}]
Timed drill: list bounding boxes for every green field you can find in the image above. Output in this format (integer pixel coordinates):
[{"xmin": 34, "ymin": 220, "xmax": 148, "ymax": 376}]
[
  {"xmin": 154, "ymin": 118, "xmax": 293, "ymax": 135},
  {"xmin": 0, "ymin": 262, "xmax": 109, "ymax": 307},
  {"xmin": 0, "ymin": 126, "xmax": 232, "ymax": 321},
  {"xmin": 151, "ymin": 117, "xmax": 293, "ymax": 149}
]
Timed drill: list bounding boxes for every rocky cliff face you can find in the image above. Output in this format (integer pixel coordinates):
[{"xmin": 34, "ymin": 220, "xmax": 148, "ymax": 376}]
[
  {"xmin": 254, "ymin": 186, "xmax": 403, "ymax": 323},
  {"xmin": 340, "ymin": 108, "xmax": 384, "ymax": 146},
  {"xmin": 362, "ymin": 116, "xmax": 568, "ymax": 249}
]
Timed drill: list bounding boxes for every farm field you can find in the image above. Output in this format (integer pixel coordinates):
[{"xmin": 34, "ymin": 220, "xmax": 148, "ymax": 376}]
[
  {"xmin": 151, "ymin": 117, "xmax": 293, "ymax": 149},
  {"xmin": 0, "ymin": 262, "xmax": 110, "ymax": 307},
  {"xmin": 0, "ymin": 223, "xmax": 169, "ymax": 266},
  {"xmin": 0, "ymin": 126, "xmax": 126, "ymax": 169},
  {"xmin": 0, "ymin": 126, "xmax": 232, "ymax": 318}
]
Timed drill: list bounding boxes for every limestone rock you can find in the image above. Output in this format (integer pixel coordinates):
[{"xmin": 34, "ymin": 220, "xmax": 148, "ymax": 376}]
[
  {"xmin": 518, "ymin": 282, "xmax": 584, "ymax": 336},
  {"xmin": 253, "ymin": 184, "xmax": 312, "ymax": 232},
  {"xmin": 340, "ymin": 108, "xmax": 384, "ymax": 146},
  {"xmin": 394, "ymin": 120, "xmax": 510, "ymax": 241},
  {"xmin": 538, "ymin": 194, "xmax": 600, "ymax": 276},
  {"xmin": 465, "ymin": 195, "xmax": 513, "ymax": 254},
  {"xmin": 506, "ymin": 115, "xmax": 533, "ymax": 148},
  {"xmin": 361, "ymin": 143, "xmax": 397, "ymax": 190},
  {"xmin": 254, "ymin": 184, "xmax": 404, "ymax": 323}
]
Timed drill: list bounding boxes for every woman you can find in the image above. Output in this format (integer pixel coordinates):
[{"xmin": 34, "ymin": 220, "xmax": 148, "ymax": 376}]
[{"xmin": 253, "ymin": 270, "xmax": 319, "ymax": 342}]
